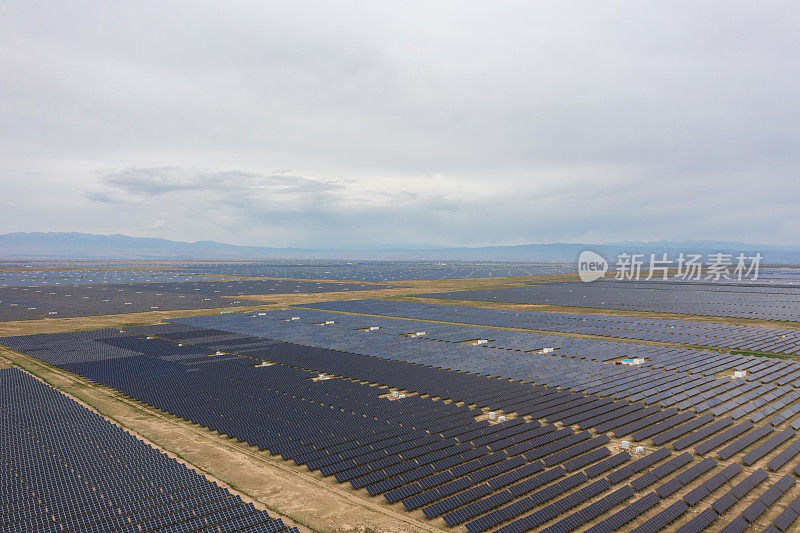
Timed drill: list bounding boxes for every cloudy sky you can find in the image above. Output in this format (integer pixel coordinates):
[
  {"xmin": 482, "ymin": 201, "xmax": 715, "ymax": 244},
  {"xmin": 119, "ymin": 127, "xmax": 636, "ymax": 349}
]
[{"xmin": 1, "ymin": 1, "xmax": 798, "ymax": 248}]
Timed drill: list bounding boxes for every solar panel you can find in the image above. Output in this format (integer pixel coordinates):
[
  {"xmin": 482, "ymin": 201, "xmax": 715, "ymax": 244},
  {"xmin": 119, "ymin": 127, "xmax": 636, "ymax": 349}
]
[
  {"xmin": 652, "ymin": 414, "xmax": 715, "ymax": 445},
  {"xmin": 585, "ymin": 492, "xmax": 661, "ymax": 533},
  {"xmin": 694, "ymin": 421, "xmax": 754, "ymax": 455},
  {"xmin": 717, "ymin": 425, "xmax": 773, "ymax": 460},
  {"xmin": 631, "ymin": 500, "xmax": 689, "ymax": 533},
  {"xmin": 742, "ymin": 427, "xmax": 795, "ymax": 466},
  {"xmin": 771, "ymin": 493, "xmax": 800, "ymax": 531},
  {"xmin": 675, "ymin": 507, "xmax": 719, "ymax": 533},
  {"xmin": 711, "ymin": 469, "xmax": 769, "ymax": 514},
  {"xmin": 630, "ymin": 453, "xmax": 693, "ymax": 491},
  {"xmin": 672, "ymin": 417, "xmax": 734, "ymax": 450}
]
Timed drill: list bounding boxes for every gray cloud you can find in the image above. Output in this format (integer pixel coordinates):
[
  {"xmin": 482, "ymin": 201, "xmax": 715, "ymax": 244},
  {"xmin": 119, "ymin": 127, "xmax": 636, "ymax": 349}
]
[
  {"xmin": 84, "ymin": 191, "xmax": 119, "ymax": 203},
  {"xmin": 99, "ymin": 167, "xmax": 344, "ymax": 199},
  {"xmin": 1, "ymin": 1, "xmax": 799, "ymax": 247}
]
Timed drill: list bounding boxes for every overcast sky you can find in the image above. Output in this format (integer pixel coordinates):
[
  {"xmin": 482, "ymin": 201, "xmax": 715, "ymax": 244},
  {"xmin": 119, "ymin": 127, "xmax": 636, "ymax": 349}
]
[{"xmin": 1, "ymin": 1, "xmax": 798, "ymax": 248}]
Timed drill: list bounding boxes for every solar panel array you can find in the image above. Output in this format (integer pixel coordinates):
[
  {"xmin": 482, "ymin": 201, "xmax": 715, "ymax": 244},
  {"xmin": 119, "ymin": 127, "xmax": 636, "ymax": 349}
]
[
  {"xmin": 7, "ymin": 314, "xmax": 800, "ymax": 532},
  {"xmin": 665, "ymin": 267, "xmax": 800, "ymax": 287},
  {"xmin": 0, "ymin": 269, "xmax": 216, "ymax": 287},
  {"xmin": 173, "ymin": 310, "xmax": 800, "ymax": 426},
  {"xmin": 0, "ymin": 367, "xmax": 296, "ymax": 533},
  {"xmin": 6, "ymin": 262, "xmax": 800, "ymax": 286},
  {"xmin": 303, "ymin": 299, "xmax": 800, "ymax": 355},
  {"xmin": 170, "ymin": 261, "xmax": 576, "ymax": 281},
  {"xmin": 0, "ymin": 260, "xmax": 575, "ymax": 284},
  {"xmin": 0, "ymin": 280, "xmax": 391, "ymax": 321},
  {"xmin": 418, "ymin": 280, "xmax": 800, "ymax": 321}
]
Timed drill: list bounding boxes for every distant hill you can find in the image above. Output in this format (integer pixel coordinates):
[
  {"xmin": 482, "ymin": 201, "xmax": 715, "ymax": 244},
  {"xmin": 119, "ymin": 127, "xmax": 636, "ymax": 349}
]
[
  {"xmin": 0, "ymin": 233, "xmax": 291, "ymax": 261},
  {"xmin": 1, "ymin": 232, "xmax": 800, "ymax": 263}
]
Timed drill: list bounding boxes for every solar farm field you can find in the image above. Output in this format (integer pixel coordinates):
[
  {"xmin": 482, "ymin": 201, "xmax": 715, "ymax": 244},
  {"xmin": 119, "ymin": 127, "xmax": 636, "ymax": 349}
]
[
  {"xmin": 417, "ymin": 281, "xmax": 800, "ymax": 322},
  {"xmin": 0, "ymin": 261, "xmax": 575, "ymax": 284},
  {"xmin": 302, "ymin": 299, "xmax": 800, "ymax": 356},
  {"xmin": 4, "ymin": 261, "xmax": 800, "ymax": 533},
  {"xmin": 167, "ymin": 261, "xmax": 575, "ymax": 282},
  {"xmin": 0, "ymin": 280, "xmax": 395, "ymax": 321}
]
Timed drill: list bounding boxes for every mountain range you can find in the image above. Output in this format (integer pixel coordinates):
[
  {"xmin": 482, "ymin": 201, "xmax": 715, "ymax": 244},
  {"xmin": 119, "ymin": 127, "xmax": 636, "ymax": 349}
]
[{"xmin": 2, "ymin": 232, "xmax": 800, "ymax": 263}]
